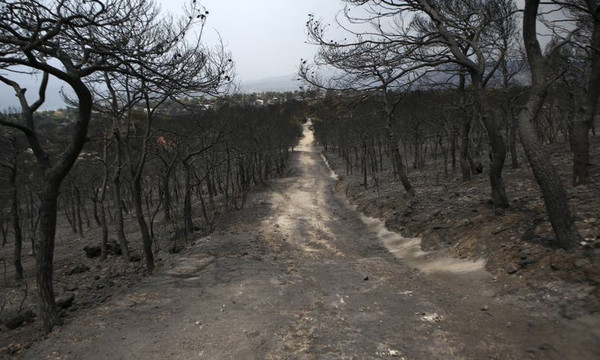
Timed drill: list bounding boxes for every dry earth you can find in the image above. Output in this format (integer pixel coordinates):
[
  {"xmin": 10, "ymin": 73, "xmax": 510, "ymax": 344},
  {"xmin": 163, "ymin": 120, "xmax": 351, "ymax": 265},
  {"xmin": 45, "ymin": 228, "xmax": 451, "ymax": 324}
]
[
  {"xmin": 4, "ymin": 123, "xmax": 600, "ymax": 359},
  {"xmin": 325, "ymin": 127, "xmax": 600, "ymax": 324}
]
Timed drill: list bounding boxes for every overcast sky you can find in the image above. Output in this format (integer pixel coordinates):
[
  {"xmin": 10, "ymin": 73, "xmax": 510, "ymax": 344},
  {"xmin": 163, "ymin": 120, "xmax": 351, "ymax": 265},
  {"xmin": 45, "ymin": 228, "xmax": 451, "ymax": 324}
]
[{"xmin": 174, "ymin": 0, "xmax": 346, "ymax": 81}]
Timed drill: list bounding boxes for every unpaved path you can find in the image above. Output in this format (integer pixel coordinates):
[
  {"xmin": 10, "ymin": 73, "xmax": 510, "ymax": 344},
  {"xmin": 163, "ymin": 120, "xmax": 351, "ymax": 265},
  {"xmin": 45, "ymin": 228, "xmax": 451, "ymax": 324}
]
[{"xmin": 23, "ymin": 123, "xmax": 599, "ymax": 359}]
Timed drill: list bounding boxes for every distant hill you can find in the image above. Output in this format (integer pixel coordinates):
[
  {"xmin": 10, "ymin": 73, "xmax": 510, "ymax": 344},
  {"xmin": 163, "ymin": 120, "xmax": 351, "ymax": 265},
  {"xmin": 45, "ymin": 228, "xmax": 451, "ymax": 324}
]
[
  {"xmin": 237, "ymin": 61, "xmax": 531, "ymax": 95},
  {"xmin": 240, "ymin": 74, "xmax": 303, "ymax": 93}
]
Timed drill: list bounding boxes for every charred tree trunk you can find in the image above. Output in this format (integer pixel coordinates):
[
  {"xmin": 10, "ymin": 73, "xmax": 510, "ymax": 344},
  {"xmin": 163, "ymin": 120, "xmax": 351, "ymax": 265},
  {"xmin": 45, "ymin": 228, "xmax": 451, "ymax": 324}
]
[
  {"xmin": 91, "ymin": 189, "xmax": 102, "ymax": 227},
  {"xmin": 362, "ymin": 141, "xmax": 368, "ymax": 188},
  {"xmin": 459, "ymin": 114, "xmax": 473, "ymax": 182},
  {"xmin": 66, "ymin": 189, "xmax": 77, "ymax": 234},
  {"xmin": 206, "ymin": 165, "xmax": 215, "ymax": 210},
  {"xmin": 225, "ymin": 149, "xmax": 231, "ymax": 211},
  {"xmin": 509, "ymin": 113, "xmax": 520, "ymax": 169},
  {"xmin": 472, "ymin": 79, "xmax": 509, "ymax": 208},
  {"xmin": 10, "ymin": 166, "xmax": 24, "ymax": 281},
  {"xmin": 1, "ymin": 214, "xmax": 8, "ymax": 248},
  {"xmin": 133, "ymin": 175, "xmax": 154, "ymax": 271},
  {"xmin": 570, "ymin": 112, "xmax": 591, "ymax": 185},
  {"xmin": 571, "ymin": 12, "xmax": 600, "ymax": 185},
  {"xmin": 111, "ymin": 134, "xmax": 130, "ymax": 261},
  {"xmin": 36, "ymin": 184, "xmax": 63, "ymax": 331},
  {"xmin": 26, "ymin": 188, "xmax": 36, "ymax": 255},
  {"xmin": 383, "ymin": 94, "xmax": 414, "ymax": 196},
  {"xmin": 518, "ymin": 0, "xmax": 583, "ymax": 249},
  {"xmin": 129, "ymin": 93, "xmax": 159, "ymax": 273},
  {"xmin": 458, "ymin": 75, "xmax": 473, "ymax": 182},
  {"xmin": 74, "ymin": 184, "xmax": 84, "ymax": 238},
  {"xmin": 183, "ymin": 161, "xmax": 194, "ymax": 234},
  {"xmin": 199, "ymin": 180, "xmax": 210, "ymax": 226},
  {"xmin": 518, "ymin": 87, "xmax": 582, "ymax": 249},
  {"xmin": 98, "ymin": 138, "xmax": 110, "ymax": 260},
  {"xmin": 99, "ymin": 201, "xmax": 109, "ymax": 261},
  {"xmin": 450, "ymin": 126, "xmax": 457, "ymax": 172},
  {"xmin": 162, "ymin": 176, "xmax": 172, "ymax": 224},
  {"xmin": 0, "ymin": 73, "xmax": 95, "ymax": 332},
  {"xmin": 387, "ymin": 126, "xmax": 413, "ymax": 196},
  {"xmin": 2, "ymin": 137, "xmax": 24, "ymax": 280}
]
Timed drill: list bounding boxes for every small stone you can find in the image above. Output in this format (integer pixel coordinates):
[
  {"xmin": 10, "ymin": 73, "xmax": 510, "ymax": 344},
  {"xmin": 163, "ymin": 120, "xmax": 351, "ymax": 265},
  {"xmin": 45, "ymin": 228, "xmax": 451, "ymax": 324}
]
[
  {"xmin": 504, "ymin": 263, "xmax": 519, "ymax": 274},
  {"xmin": 481, "ymin": 305, "xmax": 489, "ymax": 311},
  {"xmin": 363, "ymin": 276, "xmax": 369, "ymax": 281},
  {"xmin": 245, "ymin": 330, "xmax": 260, "ymax": 339},
  {"xmin": 4, "ymin": 316, "xmax": 25, "ymax": 330},
  {"xmin": 56, "ymin": 294, "xmax": 75, "ymax": 309},
  {"xmin": 129, "ymin": 254, "xmax": 142, "ymax": 262},
  {"xmin": 0, "ymin": 343, "xmax": 22, "ymax": 356},
  {"xmin": 83, "ymin": 245, "xmax": 101, "ymax": 258},
  {"xmin": 66, "ymin": 264, "xmax": 90, "ymax": 276},
  {"xmin": 518, "ymin": 258, "xmax": 537, "ymax": 267},
  {"xmin": 539, "ymin": 343, "xmax": 553, "ymax": 351},
  {"xmin": 3, "ymin": 310, "xmax": 35, "ymax": 330},
  {"xmin": 550, "ymin": 263, "xmax": 559, "ymax": 271},
  {"xmin": 107, "ymin": 241, "xmax": 122, "ymax": 255},
  {"xmin": 63, "ymin": 284, "xmax": 78, "ymax": 292}
]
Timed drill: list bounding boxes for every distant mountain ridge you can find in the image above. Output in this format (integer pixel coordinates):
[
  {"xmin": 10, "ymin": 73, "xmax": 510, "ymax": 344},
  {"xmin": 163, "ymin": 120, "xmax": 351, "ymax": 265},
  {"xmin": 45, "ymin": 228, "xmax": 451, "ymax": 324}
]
[
  {"xmin": 238, "ymin": 60, "xmax": 531, "ymax": 95},
  {"xmin": 240, "ymin": 73, "xmax": 302, "ymax": 93}
]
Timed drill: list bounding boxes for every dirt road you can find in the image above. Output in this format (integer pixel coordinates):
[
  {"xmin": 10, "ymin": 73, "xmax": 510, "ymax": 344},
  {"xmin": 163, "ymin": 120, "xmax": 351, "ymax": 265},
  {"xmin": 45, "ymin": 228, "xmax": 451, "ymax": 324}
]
[{"xmin": 24, "ymin": 123, "xmax": 599, "ymax": 359}]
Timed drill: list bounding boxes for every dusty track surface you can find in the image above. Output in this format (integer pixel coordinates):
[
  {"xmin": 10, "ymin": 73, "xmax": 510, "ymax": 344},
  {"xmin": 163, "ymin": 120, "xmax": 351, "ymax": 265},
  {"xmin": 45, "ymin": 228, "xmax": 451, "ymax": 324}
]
[{"xmin": 22, "ymin": 124, "xmax": 600, "ymax": 359}]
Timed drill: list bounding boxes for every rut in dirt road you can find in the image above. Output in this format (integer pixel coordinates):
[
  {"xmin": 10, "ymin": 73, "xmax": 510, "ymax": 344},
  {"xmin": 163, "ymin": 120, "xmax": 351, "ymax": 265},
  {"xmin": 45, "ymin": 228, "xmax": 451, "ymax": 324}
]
[{"xmin": 24, "ymin": 122, "xmax": 600, "ymax": 359}]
